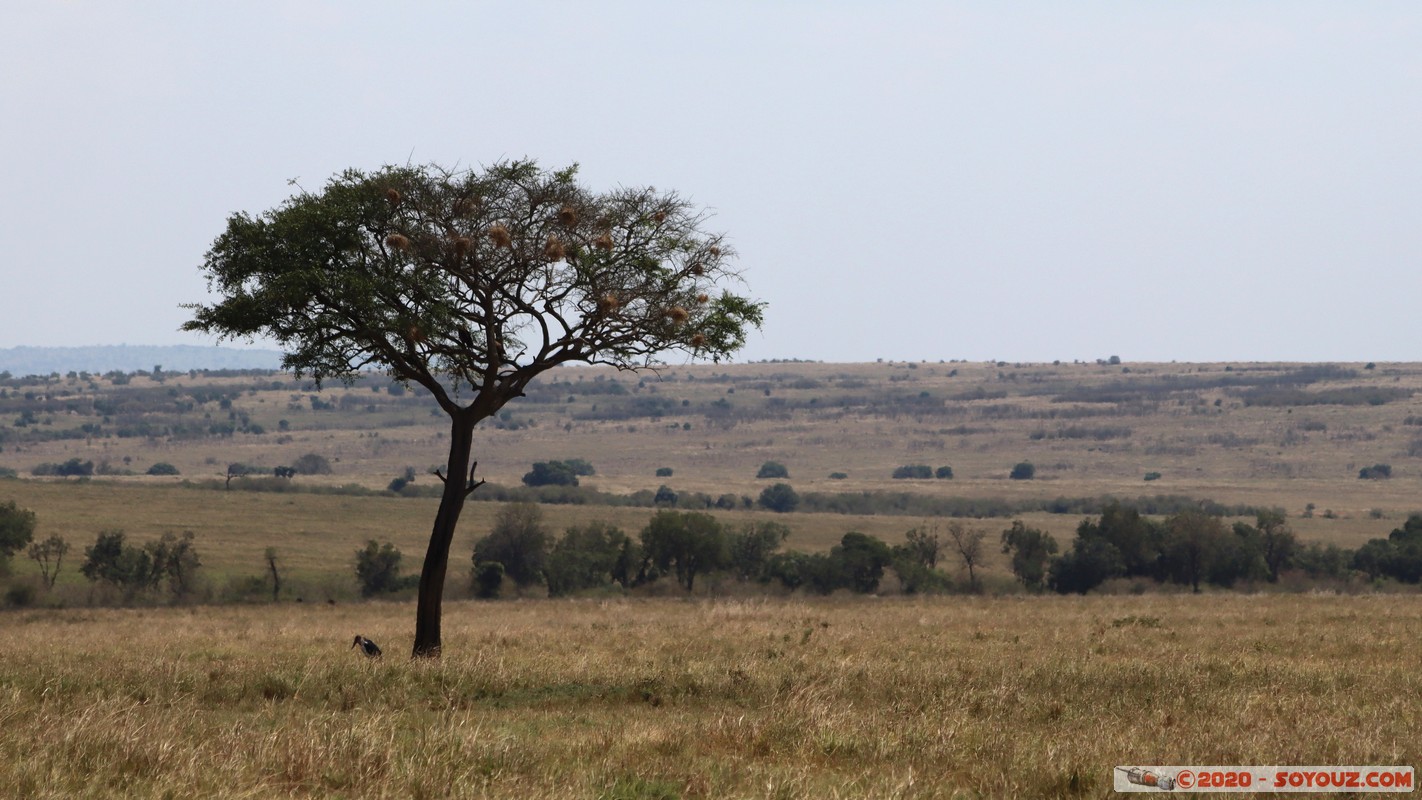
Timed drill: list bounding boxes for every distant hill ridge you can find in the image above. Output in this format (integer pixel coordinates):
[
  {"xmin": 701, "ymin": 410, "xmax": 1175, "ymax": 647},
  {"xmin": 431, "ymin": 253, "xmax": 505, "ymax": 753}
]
[{"xmin": 0, "ymin": 345, "xmax": 284, "ymax": 375}]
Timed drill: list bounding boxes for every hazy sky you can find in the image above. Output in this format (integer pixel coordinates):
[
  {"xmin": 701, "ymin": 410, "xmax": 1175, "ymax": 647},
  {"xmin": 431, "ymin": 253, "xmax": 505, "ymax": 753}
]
[{"xmin": 3, "ymin": 2, "xmax": 1419, "ymax": 364}]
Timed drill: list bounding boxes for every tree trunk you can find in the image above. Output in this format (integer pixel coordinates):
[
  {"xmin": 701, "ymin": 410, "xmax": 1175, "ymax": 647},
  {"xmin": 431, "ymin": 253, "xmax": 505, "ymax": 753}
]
[{"xmin": 412, "ymin": 412, "xmax": 477, "ymax": 658}]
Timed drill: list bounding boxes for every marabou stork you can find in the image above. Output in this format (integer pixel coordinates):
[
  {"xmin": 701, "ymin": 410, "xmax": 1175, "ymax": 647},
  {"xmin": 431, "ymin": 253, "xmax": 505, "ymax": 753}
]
[{"xmin": 351, "ymin": 635, "xmax": 382, "ymax": 658}]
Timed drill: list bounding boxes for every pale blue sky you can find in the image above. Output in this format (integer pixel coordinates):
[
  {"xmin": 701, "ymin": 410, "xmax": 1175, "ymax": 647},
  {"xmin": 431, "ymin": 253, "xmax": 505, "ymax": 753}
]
[{"xmin": 3, "ymin": 2, "xmax": 1419, "ymax": 363}]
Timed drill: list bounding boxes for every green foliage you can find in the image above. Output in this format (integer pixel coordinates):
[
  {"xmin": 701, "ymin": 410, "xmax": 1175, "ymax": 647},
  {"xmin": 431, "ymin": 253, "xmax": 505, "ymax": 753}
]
[
  {"xmin": 561, "ymin": 458, "xmax": 596, "ymax": 477},
  {"xmin": 655, "ymin": 467, "xmax": 674, "ymax": 478},
  {"xmin": 755, "ymin": 461, "xmax": 789, "ymax": 479},
  {"xmin": 1358, "ymin": 463, "xmax": 1392, "ymax": 480},
  {"xmin": 640, "ymin": 510, "xmax": 725, "ymax": 592},
  {"xmin": 1350, "ymin": 514, "xmax": 1422, "ymax": 583},
  {"xmin": 899, "ymin": 527, "xmax": 942, "ymax": 569},
  {"xmin": 471, "ymin": 561, "xmax": 504, "ymax": 599},
  {"xmin": 1000, "ymin": 521, "xmax": 1057, "ymax": 590},
  {"xmin": 80, "ymin": 529, "xmax": 201, "ymax": 599},
  {"xmin": 182, "ymin": 159, "xmax": 763, "ymax": 391},
  {"xmin": 1238, "ymin": 509, "xmax": 1296, "ymax": 582},
  {"xmin": 1158, "ymin": 509, "xmax": 1227, "ymax": 592},
  {"xmin": 725, "ymin": 521, "xmax": 789, "ymax": 581},
  {"xmin": 1143, "ymin": 471, "xmax": 1162, "ymax": 481},
  {"xmin": 891, "ymin": 465, "xmax": 932, "ymax": 480},
  {"xmin": 544, "ymin": 521, "xmax": 630, "ymax": 597},
  {"xmin": 146, "ymin": 462, "xmax": 180, "ymax": 476},
  {"xmin": 291, "ymin": 453, "xmax": 332, "ymax": 475},
  {"xmin": 0, "ymin": 499, "xmax": 37, "ymax": 562},
  {"xmin": 826, "ymin": 532, "xmax": 894, "ymax": 593},
  {"xmin": 891, "ymin": 526, "xmax": 949, "ymax": 594},
  {"xmin": 32, "ymin": 458, "xmax": 94, "ymax": 477},
  {"xmin": 935, "ymin": 466, "xmax": 954, "ymax": 480},
  {"xmin": 1009, "ymin": 461, "xmax": 1035, "ymax": 480},
  {"xmin": 475, "ymin": 503, "xmax": 549, "ymax": 588},
  {"xmin": 523, "ymin": 461, "xmax": 580, "ymax": 488},
  {"xmin": 757, "ymin": 482, "xmax": 800, "ymax": 513},
  {"xmin": 1048, "ymin": 536, "xmax": 1124, "ymax": 594},
  {"xmin": 354, "ymin": 540, "xmax": 408, "ymax": 597},
  {"xmin": 828, "ymin": 472, "xmax": 848, "ymax": 480}
]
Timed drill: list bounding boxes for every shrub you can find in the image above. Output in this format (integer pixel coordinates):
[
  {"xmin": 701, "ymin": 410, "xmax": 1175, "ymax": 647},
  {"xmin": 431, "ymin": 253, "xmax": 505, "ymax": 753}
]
[
  {"xmin": 33, "ymin": 458, "xmax": 94, "ymax": 477},
  {"xmin": 758, "ymin": 483, "xmax": 800, "ymax": 513},
  {"xmin": 291, "ymin": 453, "xmax": 333, "ymax": 475},
  {"xmin": 354, "ymin": 540, "xmax": 406, "ymax": 596},
  {"xmin": 474, "ymin": 503, "xmax": 549, "ymax": 588},
  {"xmin": 562, "ymin": 458, "xmax": 596, "ymax": 476},
  {"xmin": 891, "ymin": 465, "xmax": 933, "ymax": 480},
  {"xmin": 935, "ymin": 466, "xmax": 954, "ymax": 480},
  {"xmin": 522, "ymin": 461, "xmax": 579, "ymax": 487},
  {"xmin": 471, "ymin": 561, "xmax": 504, "ymax": 599},
  {"xmin": 146, "ymin": 462, "xmax": 180, "ymax": 476},
  {"xmin": 1143, "ymin": 471, "xmax": 1162, "ymax": 481},
  {"xmin": 1010, "ymin": 461, "xmax": 1036, "ymax": 480},
  {"xmin": 544, "ymin": 521, "xmax": 629, "ymax": 597},
  {"xmin": 655, "ymin": 467, "xmax": 674, "ymax": 477},
  {"xmin": 1359, "ymin": 463, "xmax": 1393, "ymax": 480},
  {"xmin": 726, "ymin": 521, "xmax": 790, "ymax": 581},
  {"xmin": 0, "ymin": 500, "xmax": 37, "ymax": 565},
  {"xmin": 5, "ymin": 582, "xmax": 35, "ymax": 608},
  {"xmin": 756, "ymin": 461, "xmax": 789, "ymax": 479},
  {"xmin": 641, "ymin": 510, "xmax": 726, "ymax": 591},
  {"xmin": 828, "ymin": 472, "xmax": 849, "ymax": 480}
]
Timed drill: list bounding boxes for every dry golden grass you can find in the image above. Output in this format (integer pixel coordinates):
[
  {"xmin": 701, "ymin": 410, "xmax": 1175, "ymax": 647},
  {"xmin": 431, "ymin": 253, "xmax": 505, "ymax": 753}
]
[{"xmin": 2, "ymin": 595, "xmax": 1419, "ymax": 798}]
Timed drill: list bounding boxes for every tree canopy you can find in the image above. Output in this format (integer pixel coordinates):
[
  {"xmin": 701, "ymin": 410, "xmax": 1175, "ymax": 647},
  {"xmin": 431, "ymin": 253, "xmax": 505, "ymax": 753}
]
[{"xmin": 183, "ymin": 160, "xmax": 762, "ymax": 410}]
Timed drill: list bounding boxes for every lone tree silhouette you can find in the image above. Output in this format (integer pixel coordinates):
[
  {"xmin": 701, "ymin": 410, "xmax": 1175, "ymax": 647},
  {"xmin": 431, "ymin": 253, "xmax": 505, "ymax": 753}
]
[{"xmin": 184, "ymin": 160, "xmax": 762, "ymax": 657}]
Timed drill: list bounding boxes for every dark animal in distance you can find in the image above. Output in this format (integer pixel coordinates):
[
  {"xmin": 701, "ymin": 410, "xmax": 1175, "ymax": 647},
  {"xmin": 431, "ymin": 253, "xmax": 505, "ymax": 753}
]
[{"xmin": 351, "ymin": 635, "xmax": 382, "ymax": 658}]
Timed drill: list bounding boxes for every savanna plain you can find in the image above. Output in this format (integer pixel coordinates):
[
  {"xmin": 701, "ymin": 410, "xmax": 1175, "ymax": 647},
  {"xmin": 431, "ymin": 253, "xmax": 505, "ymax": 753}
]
[{"xmin": 2, "ymin": 359, "xmax": 1421, "ymax": 798}]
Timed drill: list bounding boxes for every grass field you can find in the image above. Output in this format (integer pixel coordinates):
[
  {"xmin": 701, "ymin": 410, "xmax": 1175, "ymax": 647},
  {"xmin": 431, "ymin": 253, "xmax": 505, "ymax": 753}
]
[
  {"xmin": 3, "ymin": 361, "xmax": 1422, "ymax": 797},
  {"xmin": 3, "ymin": 594, "xmax": 1419, "ymax": 798}
]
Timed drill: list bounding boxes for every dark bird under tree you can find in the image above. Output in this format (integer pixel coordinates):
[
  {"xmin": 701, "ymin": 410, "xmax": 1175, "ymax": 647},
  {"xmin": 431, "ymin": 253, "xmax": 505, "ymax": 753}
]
[
  {"xmin": 352, "ymin": 635, "xmax": 382, "ymax": 658},
  {"xmin": 183, "ymin": 160, "xmax": 763, "ymax": 658}
]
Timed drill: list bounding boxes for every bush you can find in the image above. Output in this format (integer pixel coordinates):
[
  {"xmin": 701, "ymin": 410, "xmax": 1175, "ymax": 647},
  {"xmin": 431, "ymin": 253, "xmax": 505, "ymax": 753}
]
[
  {"xmin": 291, "ymin": 453, "xmax": 333, "ymax": 475},
  {"xmin": 474, "ymin": 503, "xmax": 549, "ymax": 587},
  {"xmin": 354, "ymin": 540, "xmax": 407, "ymax": 597},
  {"xmin": 0, "ymin": 500, "xmax": 37, "ymax": 564},
  {"xmin": 726, "ymin": 521, "xmax": 790, "ymax": 581},
  {"xmin": 146, "ymin": 462, "xmax": 180, "ymax": 476},
  {"xmin": 1143, "ymin": 471, "xmax": 1162, "ymax": 481},
  {"xmin": 471, "ymin": 561, "xmax": 504, "ymax": 599},
  {"xmin": 828, "ymin": 472, "xmax": 848, "ymax": 480},
  {"xmin": 756, "ymin": 461, "xmax": 789, "ymax": 479},
  {"xmin": 1359, "ymin": 463, "xmax": 1393, "ymax": 480},
  {"xmin": 562, "ymin": 458, "xmax": 596, "ymax": 476},
  {"xmin": 522, "ymin": 461, "xmax": 579, "ymax": 487},
  {"xmin": 655, "ymin": 467, "xmax": 674, "ymax": 477},
  {"xmin": 544, "ymin": 521, "xmax": 631, "ymax": 596},
  {"xmin": 5, "ymin": 582, "xmax": 35, "ymax": 608},
  {"xmin": 758, "ymin": 483, "xmax": 800, "ymax": 513},
  {"xmin": 80, "ymin": 529, "xmax": 202, "ymax": 599},
  {"xmin": 32, "ymin": 458, "xmax": 94, "ymax": 477},
  {"xmin": 892, "ymin": 465, "xmax": 932, "ymax": 480},
  {"xmin": 641, "ymin": 510, "xmax": 726, "ymax": 591},
  {"xmin": 1009, "ymin": 461, "xmax": 1036, "ymax": 480},
  {"xmin": 935, "ymin": 466, "xmax": 954, "ymax": 480}
]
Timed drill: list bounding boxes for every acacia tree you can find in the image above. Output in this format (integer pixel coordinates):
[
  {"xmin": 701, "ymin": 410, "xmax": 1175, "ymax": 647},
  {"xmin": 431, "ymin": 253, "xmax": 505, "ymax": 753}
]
[{"xmin": 183, "ymin": 160, "xmax": 761, "ymax": 657}]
